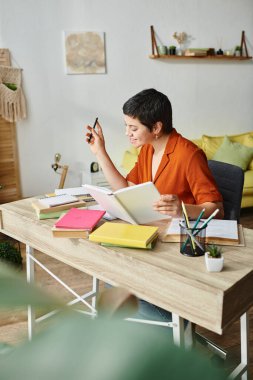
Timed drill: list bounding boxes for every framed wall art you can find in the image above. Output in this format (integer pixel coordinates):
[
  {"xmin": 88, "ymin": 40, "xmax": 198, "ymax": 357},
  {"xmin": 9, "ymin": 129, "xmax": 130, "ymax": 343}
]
[{"xmin": 64, "ymin": 31, "xmax": 106, "ymax": 74}]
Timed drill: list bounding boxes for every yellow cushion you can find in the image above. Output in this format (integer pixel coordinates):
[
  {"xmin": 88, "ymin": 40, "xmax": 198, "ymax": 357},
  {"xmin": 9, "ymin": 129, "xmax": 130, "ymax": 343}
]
[
  {"xmin": 243, "ymin": 170, "xmax": 253, "ymax": 194},
  {"xmin": 241, "ymin": 195, "xmax": 253, "ymax": 208},
  {"xmin": 202, "ymin": 132, "xmax": 253, "ymax": 160},
  {"xmin": 242, "ymin": 135, "xmax": 253, "ymax": 170},
  {"xmin": 212, "ymin": 136, "xmax": 253, "ymax": 171},
  {"xmin": 121, "ymin": 148, "xmax": 139, "ymax": 172},
  {"xmin": 191, "ymin": 139, "xmax": 202, "ymax": 149},
  {"xmin": 128, "ymin": 146, "xmax": 140, "ymax": 155}
]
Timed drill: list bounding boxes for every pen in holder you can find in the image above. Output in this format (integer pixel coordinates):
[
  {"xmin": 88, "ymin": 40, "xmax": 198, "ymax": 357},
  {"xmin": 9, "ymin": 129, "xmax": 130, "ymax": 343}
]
[{"xmin": 180, "ymin": 220, "xmax": 206, "ymax": 257}]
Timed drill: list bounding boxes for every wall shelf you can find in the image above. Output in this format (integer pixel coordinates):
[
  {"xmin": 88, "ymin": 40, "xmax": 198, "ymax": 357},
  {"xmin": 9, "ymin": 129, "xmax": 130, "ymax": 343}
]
[
  {"xmin": 149, "ymin": 26, "xmax": 252, "ymax": 62},
  {"xmin": 149, "ymin": 54, "xmax": 252, "ymax": 61}
]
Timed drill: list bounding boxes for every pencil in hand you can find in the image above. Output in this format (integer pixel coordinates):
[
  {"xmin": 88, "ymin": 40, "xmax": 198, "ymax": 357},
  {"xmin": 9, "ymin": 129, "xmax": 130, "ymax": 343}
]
[{"xmin": 88, "ymin": 117, "xmax": 98, "ymax": 143}]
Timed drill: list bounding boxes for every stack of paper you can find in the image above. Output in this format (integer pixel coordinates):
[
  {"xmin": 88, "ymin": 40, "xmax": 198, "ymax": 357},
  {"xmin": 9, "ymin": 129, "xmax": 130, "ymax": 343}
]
[
  {"xmin": 55, "ymin": 187, "xmax": 95, "ymax": 203},
  {"xmin": 39, "ymin": 194, "xmax": 78, "ymax": 207},
  {"xmin": 55, "ymin": 187, "xmax": 89, "ymax": 196},
  {"xmin": 89, "ymin": 222, "xmax": 159, "ymax": 249},
  {"xmin": 52, "ymin": 208, "xmax": 106, "ymax": 238},
  {"xmin": 32, "ymin": 194, "xmax": 87, "ymax": 220}
]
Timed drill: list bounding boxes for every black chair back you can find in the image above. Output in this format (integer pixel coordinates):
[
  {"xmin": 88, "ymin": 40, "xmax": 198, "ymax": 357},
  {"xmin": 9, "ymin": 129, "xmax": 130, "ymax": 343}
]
[{"xmin": 208, "ymin": 160, "xmax": 244, "ymax": 222}]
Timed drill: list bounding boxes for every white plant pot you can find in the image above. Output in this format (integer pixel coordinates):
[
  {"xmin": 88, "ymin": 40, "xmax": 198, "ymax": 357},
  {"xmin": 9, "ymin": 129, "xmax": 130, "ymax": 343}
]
[{"xmin": 205, "ymin": 252, "xmax": 224, "ymax": 272}]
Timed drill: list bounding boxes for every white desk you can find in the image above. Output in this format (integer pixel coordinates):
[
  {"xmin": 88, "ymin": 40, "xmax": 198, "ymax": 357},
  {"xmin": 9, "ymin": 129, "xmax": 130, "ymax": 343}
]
[{"xmin": 1, "ymin": 198, "xmax": 253, "ymax": 379}]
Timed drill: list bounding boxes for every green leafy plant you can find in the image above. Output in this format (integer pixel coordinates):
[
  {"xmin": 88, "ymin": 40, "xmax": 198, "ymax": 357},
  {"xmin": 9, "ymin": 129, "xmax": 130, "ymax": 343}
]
[
  {"xmin": 0, "ymin": 240, "xmax": 23, "ymax": 269},
  {"xmin": 206, "ymin": 244, "xmax": 222, "ymax": 258},
  {"xmin": 3, "ymin": 82, "xmax": 17, "ymax": 91},
  {"xmin": 169, "ymin": 45, "xmax": 176, "ymax": 55},
  {"xmin": 234, "ymin": 46, "xmax": 242, "ymax": 56}
]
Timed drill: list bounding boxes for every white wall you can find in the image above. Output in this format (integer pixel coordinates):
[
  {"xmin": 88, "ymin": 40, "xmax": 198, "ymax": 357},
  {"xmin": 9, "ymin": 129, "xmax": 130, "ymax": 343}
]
[{"xmin": 0, "ymin": 0, "xmax": 253, "ymax": 197}]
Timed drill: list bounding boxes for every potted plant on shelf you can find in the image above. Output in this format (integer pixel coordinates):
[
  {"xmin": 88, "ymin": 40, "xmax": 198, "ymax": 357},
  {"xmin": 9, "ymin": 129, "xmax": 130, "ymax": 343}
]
[
  {"xmin": 234, "ymin": 46, "xmax": 242, "ymax": 57},
  {"xmin": 168, "ymin": 45, "xmax": 176, "ymax": 55},
  {"xmin": 205, "ymin": 244, "xmax": 224, "ymax": 272}
]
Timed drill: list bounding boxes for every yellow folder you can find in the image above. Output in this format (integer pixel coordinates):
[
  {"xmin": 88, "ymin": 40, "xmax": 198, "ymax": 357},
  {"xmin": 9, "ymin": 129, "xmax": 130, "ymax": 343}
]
[{"xmin": 89, "ymin": 222, "xmax": 158, "ymax": 249}]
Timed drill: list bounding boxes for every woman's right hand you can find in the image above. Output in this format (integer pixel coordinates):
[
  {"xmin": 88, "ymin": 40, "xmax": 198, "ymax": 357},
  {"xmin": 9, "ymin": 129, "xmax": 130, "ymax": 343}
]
[{"xmin": 85, "ymin": 120, "xmax": 106, "ymax": 156}]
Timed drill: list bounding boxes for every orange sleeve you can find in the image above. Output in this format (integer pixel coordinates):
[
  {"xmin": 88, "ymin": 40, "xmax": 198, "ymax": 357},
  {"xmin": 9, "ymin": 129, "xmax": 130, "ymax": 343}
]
[
  {"xmin": 185, "ymin": 150, "xmax": 223, "ymax": 204},
  {"xmin": 126, "ymin": 161, "xmax": 139, "ymax": 184}
]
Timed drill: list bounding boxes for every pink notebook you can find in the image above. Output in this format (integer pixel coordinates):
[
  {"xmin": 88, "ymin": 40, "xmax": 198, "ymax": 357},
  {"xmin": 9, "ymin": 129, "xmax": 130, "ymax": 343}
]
[{"xmin": 54, "ymin": 208, "xmax": 106, "ymax": 230}]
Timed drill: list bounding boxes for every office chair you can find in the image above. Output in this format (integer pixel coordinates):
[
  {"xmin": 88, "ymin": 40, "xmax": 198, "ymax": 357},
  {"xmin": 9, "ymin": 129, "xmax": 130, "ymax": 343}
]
[
  {"xmin": 194, "ymin": 160, "xmax": 245, "ymax": 360},
  {"xmin": 208, "ymin": 160, "xmax": 244, "ymax": 222}
]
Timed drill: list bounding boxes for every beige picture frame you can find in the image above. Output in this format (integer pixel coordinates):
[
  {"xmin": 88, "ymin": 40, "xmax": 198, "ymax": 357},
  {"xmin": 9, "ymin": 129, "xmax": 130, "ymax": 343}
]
[{"xmin": 64, "ymin": 31, "xmax": 106, "ymax": 74}]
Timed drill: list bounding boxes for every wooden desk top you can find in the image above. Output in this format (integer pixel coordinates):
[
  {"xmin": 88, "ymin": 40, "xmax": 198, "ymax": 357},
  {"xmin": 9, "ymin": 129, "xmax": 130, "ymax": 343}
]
[{"xmin": 1, "ymin": 198, "xmax": 253, "ymax": 334}]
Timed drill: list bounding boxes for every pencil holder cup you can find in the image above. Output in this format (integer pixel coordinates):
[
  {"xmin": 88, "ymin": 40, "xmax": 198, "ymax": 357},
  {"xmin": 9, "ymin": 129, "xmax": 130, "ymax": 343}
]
[{"xmin": 180, "ymin": 220, "xmax": 206, "ymax": 257}]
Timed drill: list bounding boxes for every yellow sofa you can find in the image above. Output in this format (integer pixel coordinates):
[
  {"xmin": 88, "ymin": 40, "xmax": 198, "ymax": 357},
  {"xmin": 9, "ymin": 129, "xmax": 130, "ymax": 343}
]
[{"xmin": 121, "ymin": 132, "xmax": 253, "ymax": 208}]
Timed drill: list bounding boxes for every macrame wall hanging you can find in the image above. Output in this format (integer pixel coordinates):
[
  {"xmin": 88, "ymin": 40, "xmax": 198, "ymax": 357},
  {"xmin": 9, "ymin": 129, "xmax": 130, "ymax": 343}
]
[{"xmin": 0, "ymin": 65, "xmax": 27, "ymax": 122}]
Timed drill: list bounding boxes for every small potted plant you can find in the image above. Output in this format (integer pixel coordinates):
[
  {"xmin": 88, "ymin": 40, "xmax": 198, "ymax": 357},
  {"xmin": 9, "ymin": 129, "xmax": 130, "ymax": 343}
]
[
  {"xmin": 205, "ymin": 244, "xmax": 224, "ymax": 272},
  {"xmin": 216, "ymin": 48, "xmax": 223, "ymax": 55},
  {"xmin": 168, "ymin": 45, "xmax": 176, "ymax": 55},
  {"xmin": 234, "ymin": 46, "xmax": 242, "ymax": 57}
]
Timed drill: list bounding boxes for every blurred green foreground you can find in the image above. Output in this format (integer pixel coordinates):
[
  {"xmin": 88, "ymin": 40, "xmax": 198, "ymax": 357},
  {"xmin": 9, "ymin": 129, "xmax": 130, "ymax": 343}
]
[{"xmin": 0, "ymin": 264, "xmax": 226, "ymax": 380}]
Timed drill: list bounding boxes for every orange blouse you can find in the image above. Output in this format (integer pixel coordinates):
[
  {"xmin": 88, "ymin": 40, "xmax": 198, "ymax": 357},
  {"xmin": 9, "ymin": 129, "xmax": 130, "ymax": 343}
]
[{"xmin": 126, "ymin": 129, "xmax": 222, "ymax": 205}]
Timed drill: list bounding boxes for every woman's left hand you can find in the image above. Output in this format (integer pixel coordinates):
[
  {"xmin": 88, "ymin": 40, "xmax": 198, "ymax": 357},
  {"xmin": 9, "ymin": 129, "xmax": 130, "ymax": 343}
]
[{"xmin": 153, "ymin": 194, "xmax": 182, "ymax": 217}]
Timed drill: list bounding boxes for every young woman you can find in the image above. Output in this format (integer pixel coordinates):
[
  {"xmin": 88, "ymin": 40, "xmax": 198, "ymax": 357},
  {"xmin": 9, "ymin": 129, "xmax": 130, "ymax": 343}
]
[
  {"xmin": 86, "ymin": 88, "xmax": 224, "ymax": 220},
  {"xmin": 85, "ymin": 88, "xmax": 224, "ymax": 325}
]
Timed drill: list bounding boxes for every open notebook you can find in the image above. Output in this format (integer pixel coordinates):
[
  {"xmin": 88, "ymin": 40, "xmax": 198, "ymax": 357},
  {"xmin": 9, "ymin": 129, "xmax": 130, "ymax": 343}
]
[
  {"xmin": 83, "ymin": 182, "xmax": 169, "ymax": 224},
  {"xmin": 161, "ymin": 218, "xmax": 245, "ymax": 246}
]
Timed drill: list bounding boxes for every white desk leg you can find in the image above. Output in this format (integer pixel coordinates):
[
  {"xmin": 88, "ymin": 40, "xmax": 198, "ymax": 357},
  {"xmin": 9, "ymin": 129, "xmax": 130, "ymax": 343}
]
[
  {"xmin": 91, "ymin": 277, "xmax": 99, "ymax": 313},
  {"xmin": 229, "ymin": 311, "xmax": 249, "ymax": 380},
  {"xmin": 241, "ymin": 312, "xmax": 249, "ymax": 380},
  {"xmin": 172, "ymin": 313, "xmax": 184, "ymax": 347},
  {"xmin": 184, "ymin": 321, "xmax": 193, "ymax": 350},
  {"xmin": 26, "ymin": 245, "xmax": 35, "ymax": 341}
]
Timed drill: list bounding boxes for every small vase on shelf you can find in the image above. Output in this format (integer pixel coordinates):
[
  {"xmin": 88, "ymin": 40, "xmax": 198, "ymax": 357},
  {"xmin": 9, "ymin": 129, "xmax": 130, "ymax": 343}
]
[
  {"xmin": 173, "ymin": 32, "xmax": 187, "ymax": 56},
  {"xmin": 177, "ymin": 45, "xmax": 183, "ymax": 56}
]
